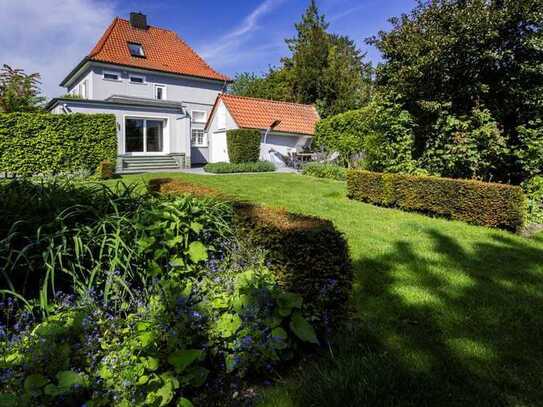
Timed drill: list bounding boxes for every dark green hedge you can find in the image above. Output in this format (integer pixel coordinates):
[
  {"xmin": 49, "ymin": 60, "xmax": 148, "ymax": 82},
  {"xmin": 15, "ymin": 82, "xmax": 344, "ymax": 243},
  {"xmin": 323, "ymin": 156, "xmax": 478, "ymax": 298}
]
[
  {"xmin": 227, "ymin": 129, "xmax": 261, "ymax": 163},
  {"xmin": 347, "ymin": 170, "xmax": 526, "ymax": 231},
  {"xmin": 204, "ymin": 161, "xmax": 275, "ymax": 173},
  {"xmin": 0, "ymin": 113, "xmax": 117, "ymax": 176},
  {"xmin": 148, "ymin": 178, "xmax": 352, "ymax": 322}
]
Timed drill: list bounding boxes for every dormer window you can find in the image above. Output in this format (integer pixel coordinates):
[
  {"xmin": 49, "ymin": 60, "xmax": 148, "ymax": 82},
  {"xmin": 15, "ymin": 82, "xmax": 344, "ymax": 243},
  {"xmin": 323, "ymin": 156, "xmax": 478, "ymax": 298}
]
[{"xmin": 128, "ymin": 42, "xmax": 145, "ymax": 57}]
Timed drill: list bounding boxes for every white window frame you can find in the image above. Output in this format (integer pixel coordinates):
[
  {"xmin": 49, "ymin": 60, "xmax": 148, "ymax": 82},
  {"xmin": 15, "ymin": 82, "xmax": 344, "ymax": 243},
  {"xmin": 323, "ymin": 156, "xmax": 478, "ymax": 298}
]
[
  {"xmin": 191, "ymin": 110, "xmax": 207, "ymax": 124},
  {"xmin": 103, "ymin": 70, "xmax": 121, "ymax": 81},
  {"xmin": 128, "ymin": 42, "xmax": 145, "ymax": 57},
  {"xmin": 129, "ymin": 74, "xmax": 146, "ymax": 84},
  {"xmin": 124, "ymin": 116, "xmax": 168, "ymax": 154},
  {"xmin": 154, "ymin": 84, "xmax": 167, "ymax": 100},
  {"xmin": 191, "ymin": 128, "xmax": 207, "ymax": 147}
]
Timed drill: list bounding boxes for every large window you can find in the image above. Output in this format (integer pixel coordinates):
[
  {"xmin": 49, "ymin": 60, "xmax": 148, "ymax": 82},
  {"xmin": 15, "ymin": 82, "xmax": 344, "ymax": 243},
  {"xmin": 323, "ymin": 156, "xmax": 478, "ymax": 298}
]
[
  {"xmin": 125, "ymin": 118, "xmax": 164, "ymax": 153},
  {"xmin": 191, "ymin": 129, "xmax": 206, "ymax": 147}
]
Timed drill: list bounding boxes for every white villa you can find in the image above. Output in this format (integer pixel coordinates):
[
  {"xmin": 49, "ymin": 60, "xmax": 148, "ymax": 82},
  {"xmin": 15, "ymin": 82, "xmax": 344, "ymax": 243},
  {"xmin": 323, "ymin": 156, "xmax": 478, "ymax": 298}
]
[{"xmin": 46, "ymin": 12, "xmax": 319, "ymax": 173}]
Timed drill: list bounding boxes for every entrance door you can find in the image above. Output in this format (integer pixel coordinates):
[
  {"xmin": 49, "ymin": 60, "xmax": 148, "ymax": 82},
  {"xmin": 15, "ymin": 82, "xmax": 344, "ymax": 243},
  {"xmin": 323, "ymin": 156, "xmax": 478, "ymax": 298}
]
[{"xmin": 125, "ymin": 118, "xmax": 165, "ymax": 154}]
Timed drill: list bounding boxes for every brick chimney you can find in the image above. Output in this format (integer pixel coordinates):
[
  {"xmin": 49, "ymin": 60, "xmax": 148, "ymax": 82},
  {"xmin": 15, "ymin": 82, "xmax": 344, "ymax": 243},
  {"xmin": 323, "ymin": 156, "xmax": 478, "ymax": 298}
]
[{"xmin": 129, "ymin": 12, "xmax": 148, "ymax": 30}]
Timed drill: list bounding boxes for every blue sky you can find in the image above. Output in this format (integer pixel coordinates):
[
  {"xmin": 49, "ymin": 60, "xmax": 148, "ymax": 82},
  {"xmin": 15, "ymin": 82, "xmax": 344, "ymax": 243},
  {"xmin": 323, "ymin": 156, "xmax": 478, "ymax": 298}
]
[{"xmin": 0, "ymin": 0, "xmax": 416, "ymax": 98}]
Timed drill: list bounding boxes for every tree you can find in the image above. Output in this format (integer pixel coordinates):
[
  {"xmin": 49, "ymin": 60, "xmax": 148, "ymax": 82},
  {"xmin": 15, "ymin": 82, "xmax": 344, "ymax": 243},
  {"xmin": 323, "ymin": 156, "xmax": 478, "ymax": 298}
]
[
  {"xmin": 229, "ymin": 68, "xmax": 293, "ymax": 101},
  {"xmin": 229, "ymin": 0, "xmax": 372, "ymax": 117},
  {"xmin": 368, "ymin": 0, "xmax": 543, "ymax": 182},
  {"xmin": 0, "ymin": 65, "xmax": 44, "ymax": 112}
]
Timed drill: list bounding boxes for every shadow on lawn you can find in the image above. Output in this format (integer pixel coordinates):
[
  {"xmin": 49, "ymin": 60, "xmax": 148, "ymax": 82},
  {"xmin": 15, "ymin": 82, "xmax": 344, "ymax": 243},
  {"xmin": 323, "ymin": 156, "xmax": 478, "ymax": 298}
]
[{"xmin": 287, "ymin": 229, "xmax": 543, "ymax": 407}]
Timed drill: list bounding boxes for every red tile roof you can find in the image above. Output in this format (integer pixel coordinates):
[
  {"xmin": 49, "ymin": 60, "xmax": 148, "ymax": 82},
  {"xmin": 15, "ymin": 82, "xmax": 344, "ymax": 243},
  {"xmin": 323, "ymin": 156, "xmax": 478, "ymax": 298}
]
[
  {"xmin": 208, "ymin": 94, "xmax": 320, "ymax": 136},
  {"xmin": 87, "ymin": 18, "xmax": 229, "ymax": 82}
]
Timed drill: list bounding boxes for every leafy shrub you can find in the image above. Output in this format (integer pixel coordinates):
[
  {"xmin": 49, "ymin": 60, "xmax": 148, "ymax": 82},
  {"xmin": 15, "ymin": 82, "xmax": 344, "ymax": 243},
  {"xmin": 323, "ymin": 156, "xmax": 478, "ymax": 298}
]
[
  {"xmin": 314, "ymin": 95, "xmax": 417, "ymax": 171},
  {"xmin": 148, "ymin": 179, "xmax": 352, "ymax": 323},
  {"xmin": 347, "ymin": 170, "xmax": 526, "ymax": 231},
  {"xmin": 419, "ymin": 107, "xmax": 508, "ymax": 181},
  {"xmin": 302, "ymin": 163, "xmax": 347, "ymax": 181},
  {"xmin": 0, "ymin": 181, "xmax": 324, "ymax": 406},
  {"xmin": 522, "ymin": 176, "xmax": 543, "ymax": 224},
  {"xmin": 0, "ymin": 112, "xmax": 117, "ymax": 176},
  {"xmin": 95, "ymin": 160, "xmax": 115, "ymax": 179},
  {"xmin": 516, "ymin": 120, "xmax": 543, "ymax": 180},
  {"xmin": 226, "ymin": 129, "xmax": 261, "ymax": 163},
  {"xmin": 204, "ymin": 161, "xmax": 275, "ymax": 174}
]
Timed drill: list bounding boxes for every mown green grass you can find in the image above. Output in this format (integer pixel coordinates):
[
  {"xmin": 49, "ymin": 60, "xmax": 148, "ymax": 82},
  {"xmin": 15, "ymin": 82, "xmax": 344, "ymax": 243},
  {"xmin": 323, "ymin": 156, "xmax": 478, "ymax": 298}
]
[{"xmin": 117, "ymin": 172, "xmax": 543, "ymax": 406}]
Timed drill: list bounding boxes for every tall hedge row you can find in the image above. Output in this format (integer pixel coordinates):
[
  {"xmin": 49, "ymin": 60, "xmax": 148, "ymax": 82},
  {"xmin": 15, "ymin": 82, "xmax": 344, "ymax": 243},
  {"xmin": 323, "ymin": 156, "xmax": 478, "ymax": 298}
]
[
  {"xmin": 227, "ymin": 129, "xmax": 261, "ymax": 163},
  {"xmin": 347, "ymin": 170, "xmax": 526, "ymax": 231},
  {"xmin": 0, "ymin": 113, "xmax": 117, "ymax": 176}
]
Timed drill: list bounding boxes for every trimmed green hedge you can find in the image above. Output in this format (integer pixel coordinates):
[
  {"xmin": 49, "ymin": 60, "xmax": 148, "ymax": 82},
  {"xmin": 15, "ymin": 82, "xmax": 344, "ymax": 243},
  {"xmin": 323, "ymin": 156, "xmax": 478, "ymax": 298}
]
[
  {"xmin": 204, "ymin": 161, "xmax": 275, "ymax": 174},
  {"xmin": 0, "ymin": 113, "xmax": 117, "ymax": 176},
  {"xmin": 227, "ymin": 129, "xmax": 261, "ymax": 163},
  {"xmin": 347, "ymin": 170, "xmax": 526, "ymax": 231}
]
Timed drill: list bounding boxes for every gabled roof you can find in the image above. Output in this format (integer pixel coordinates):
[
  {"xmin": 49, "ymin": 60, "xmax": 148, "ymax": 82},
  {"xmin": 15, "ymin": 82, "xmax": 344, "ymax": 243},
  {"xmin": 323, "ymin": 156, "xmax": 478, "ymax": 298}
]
[
  {"xmin": 206, "ymin": 94, "xmax": 320, "ymax": 136},
  {"xmin": 62, "ymin": 17, "xmax": 229, "ymax": 85}
]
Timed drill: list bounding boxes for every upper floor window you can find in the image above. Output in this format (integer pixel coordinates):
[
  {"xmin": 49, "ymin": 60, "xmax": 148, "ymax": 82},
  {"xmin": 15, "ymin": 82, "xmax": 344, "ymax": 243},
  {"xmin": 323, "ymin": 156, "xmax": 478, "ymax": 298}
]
[
  {"xmin": 192, "ymin": 110, "xmax": 207, "ymax": 123},
  {"xmin": 103, "ymin": 71, "xmax": 120, "ymax": 81},
  {"xmin": 155, "ymin": 85, "xmax": 166, "ymax": 100},
  {"xmin": 128, "ymin": 42, "xmax": 145, "ymax": 58},
  {"xmin": 129, "ymin": 74, "xmax": 145, "ymax": 84}
]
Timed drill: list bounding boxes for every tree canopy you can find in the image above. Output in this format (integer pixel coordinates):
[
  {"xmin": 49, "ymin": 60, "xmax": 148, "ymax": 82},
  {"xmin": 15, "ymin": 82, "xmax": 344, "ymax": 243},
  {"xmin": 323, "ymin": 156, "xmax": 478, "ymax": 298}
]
[
  {"xmin": 0, "ymin": 65, "xmax": 44, "ymax": 113},
  {"xmin": 230, "ymin": 0, "xmax": 372, "ymax": 118}
]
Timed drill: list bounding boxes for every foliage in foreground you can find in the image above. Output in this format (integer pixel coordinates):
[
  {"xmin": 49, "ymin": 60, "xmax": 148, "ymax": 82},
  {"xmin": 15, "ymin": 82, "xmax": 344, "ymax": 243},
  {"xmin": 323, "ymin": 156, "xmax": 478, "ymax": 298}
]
[
  {"xmin": 0, "ymin": 178, "xmax": 342, "ymax": 406},
  {"xmin": 347, "ymin": 170, "xmax": 526, "ymax": 231},
  {"xmin": 204, "ymin": 161, "xmax": 276, "ymax": 174}
]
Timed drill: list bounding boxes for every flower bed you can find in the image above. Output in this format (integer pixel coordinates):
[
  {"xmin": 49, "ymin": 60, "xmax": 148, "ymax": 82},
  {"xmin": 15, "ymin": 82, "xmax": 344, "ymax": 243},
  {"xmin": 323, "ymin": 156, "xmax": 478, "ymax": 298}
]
[{"xmin": 0, "ymin": 177, "xmax": 351, "ymax": 406}]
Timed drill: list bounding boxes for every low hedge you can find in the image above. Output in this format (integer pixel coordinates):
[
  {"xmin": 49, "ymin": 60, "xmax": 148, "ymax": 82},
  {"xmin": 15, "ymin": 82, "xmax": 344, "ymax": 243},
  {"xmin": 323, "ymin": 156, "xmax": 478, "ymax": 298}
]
[
  {"xmin": 302, "ymin": 162, "xmax": 347, "ymax": 181},
  {"xmin": 227, "ymin": 129, "xmax": 261, "ymax": 163},
  {"xmin": 204, "ymin": 161, "xmax": 275, "ymax": 174},
  {"xmin": 149, "ymin": 178, "xmax": 352, "ymax": 320},
  {"xmin": 0, "ymin": 112, "xmax": 117, "ymax": 176},
  {"xmin": 347, "ymin": 170, "xmax": 526, "ymax": 231}
]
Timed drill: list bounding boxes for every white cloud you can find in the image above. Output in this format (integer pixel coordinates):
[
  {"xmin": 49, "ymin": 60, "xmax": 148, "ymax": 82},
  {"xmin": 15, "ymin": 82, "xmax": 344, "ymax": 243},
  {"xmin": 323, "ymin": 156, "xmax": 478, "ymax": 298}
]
[
  {"xmin": 0, "ymin": 0, "xmax": 115, "ymax": 99},
  {"xmin": 199, "ymin": 0, "xmax": 286, "ymax": 64}
]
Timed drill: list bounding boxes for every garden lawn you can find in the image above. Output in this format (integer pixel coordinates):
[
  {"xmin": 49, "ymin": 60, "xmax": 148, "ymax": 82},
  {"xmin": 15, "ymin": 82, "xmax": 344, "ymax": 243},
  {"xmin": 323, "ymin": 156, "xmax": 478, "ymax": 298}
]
[{"xmin": 117, "ymin": 172, "xmax": 543, "ymax": 406}]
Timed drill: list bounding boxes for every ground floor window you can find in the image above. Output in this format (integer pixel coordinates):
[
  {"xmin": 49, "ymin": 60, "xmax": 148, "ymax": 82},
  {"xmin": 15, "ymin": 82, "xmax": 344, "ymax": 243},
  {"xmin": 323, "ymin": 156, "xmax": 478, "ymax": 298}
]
[
  {"xmin": 125, "ymin": 118, "xmax": 164, "ymax": 153},
  {"xmin": 191, "ymin": 128, "xmax": 207, "ymax": 147}
]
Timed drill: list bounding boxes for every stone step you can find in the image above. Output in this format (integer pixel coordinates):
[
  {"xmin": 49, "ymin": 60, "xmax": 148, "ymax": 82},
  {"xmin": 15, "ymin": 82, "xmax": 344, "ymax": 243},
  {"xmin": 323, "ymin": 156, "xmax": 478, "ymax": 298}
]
[
  {"xmin": 124, "ymin": 162, "xmax": 179, "ymax": 168},
  {"xmin": 120, "ymin": 166, "xmax": 181, "ymax": 173}
]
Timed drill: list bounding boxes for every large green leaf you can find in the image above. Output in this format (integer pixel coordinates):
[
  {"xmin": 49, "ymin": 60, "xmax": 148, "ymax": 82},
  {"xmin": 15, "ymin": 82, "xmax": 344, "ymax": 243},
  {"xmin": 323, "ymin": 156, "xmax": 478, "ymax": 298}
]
[
  {"xmin": 167, "ymin": 349, "xmax": 204, "ymax": 372},
  {"xmin": 24, "ymin": 374, "xmax": 49, "ymax": 393},
  {"xmin": 289, "ymin": 311, "xmax": 319, "ymax": 345},
  {"xmin": 276, "ymin": 292, "xmax": 303, "ymax": 317},
  {"xmin": 178, "ymin": 397, "xmax": 194, "ymax": 407},
  {"xmin": 187, "ymin": 241, "xmax": 208, "ymax": 263},
  {"xmin": 215, "ymin": 313, "xmax": 242, "ymax": 338},
  {"xmin": 56, "ymin": 370, "xmax": 86, "ymax": 388}
]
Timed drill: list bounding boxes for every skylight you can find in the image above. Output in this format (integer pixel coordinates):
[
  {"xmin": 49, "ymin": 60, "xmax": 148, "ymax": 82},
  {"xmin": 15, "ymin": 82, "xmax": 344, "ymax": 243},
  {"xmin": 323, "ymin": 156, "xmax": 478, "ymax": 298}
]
[{"xmin": 128, "ymin": 42, "xmax": 145, "ymax": 57}]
